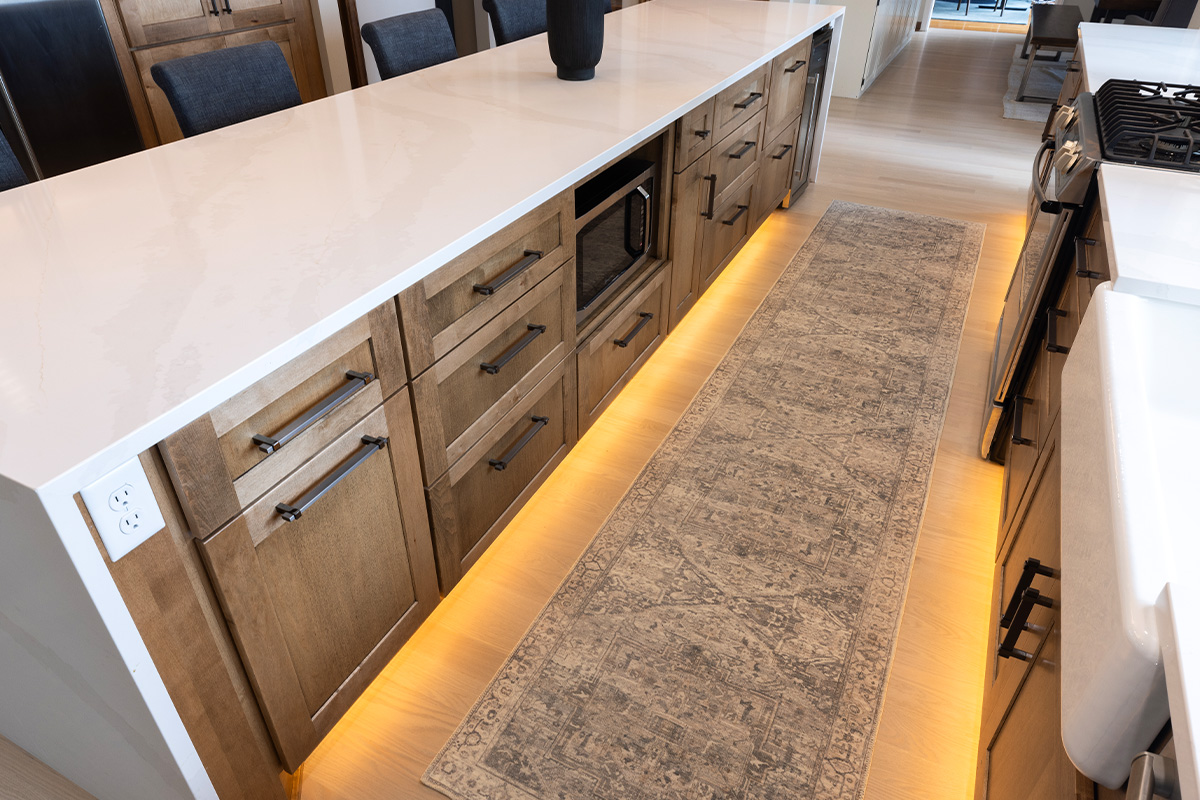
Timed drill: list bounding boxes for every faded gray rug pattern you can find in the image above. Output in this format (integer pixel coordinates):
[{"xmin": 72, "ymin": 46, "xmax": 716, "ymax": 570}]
[{"xmin": 424, "ymin": 201, "xmax": 984, "ymax": 800}]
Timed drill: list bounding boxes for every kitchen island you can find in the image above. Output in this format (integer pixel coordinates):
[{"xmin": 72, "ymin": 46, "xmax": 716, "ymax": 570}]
[{"xmin": 0, "ymin": 2, "xmax": 845, "ymax": 798}]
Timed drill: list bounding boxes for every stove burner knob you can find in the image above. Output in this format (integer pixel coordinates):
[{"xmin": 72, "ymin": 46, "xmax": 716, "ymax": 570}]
[{"xmin": 1054, "ymin": 141, "xmax": 1082, "ymax": 174}]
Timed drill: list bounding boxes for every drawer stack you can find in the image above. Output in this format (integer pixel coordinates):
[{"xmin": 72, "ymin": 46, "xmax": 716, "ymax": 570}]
[
  {"xmin": 667, "ymin": 36, "xmax": 814, "ymax": 331},
  {"xmin": 158, "ymin": 300, "xmax": 439, "ymax": 772},
  {"xmin": 398, "ymin": 192, "xmax": 579, "ymax": 592}
]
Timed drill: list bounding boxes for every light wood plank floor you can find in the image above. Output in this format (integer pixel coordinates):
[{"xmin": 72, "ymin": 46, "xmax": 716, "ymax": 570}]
[{"xmin": 296, "ymin": 28, "xmax": 1041, "ymax": 800}]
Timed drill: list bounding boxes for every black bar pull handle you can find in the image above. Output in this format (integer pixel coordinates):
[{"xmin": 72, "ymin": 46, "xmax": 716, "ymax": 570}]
[
  {"xmin": 252, "ymin": 370, "xmax": 374, "ymax": 454},
  {"xmin": 785, "ymin": 59, "xmax": 807, "ymax": 74},
  {"xmin": 222, "ymin": 0, "xmax": 231, "ymax": 12},
  {"xmin": 1000, "ymin": 557, "xmax": 1058, "ymax": 630},
  {"xmin": 997, "ymin": 587, "xmax": 1054, "ymax": 661},
  {"xmin": 276, "ymin": 436, "xmax": 387, "ymax": 521},
  {"xmin": 771, "ymin": 143, "xmax": 795, "ymax": 160},
  {"xmin": 734, "ymin": 91, "xmax": 763, "ymax": 110},
  {"xmin": 729, "ymin": 140, "xmax": 757, "ymax": 160},
  {"xmin": 489, "ymin": 416, "xmax": 549, "ymax": 471},
  {"xmin": 722, "ymin": 204, "xmax": 750, "ymax": 226},
  {"xmin": 1075, "ymin": 237, "xmax": 1101, "ymax": 279},
  {"xmin": 702, "ymin": 174, "xmax": 717, "ymax": 220},
  {"xmin": 694, "ymin": 129, "xmax": 711, "ymax": 140},
  {"xmin": 1046, "ymin": 307, "xmax": 1070, "ymax": 354},
  {"xmin": 474, "ymin": 249, "xmax": 544, "ymax": 296},
  {"xmin": 1011, "ymin": 395, "xmax": 1035, "ymax": 447},
  {"xmin": 614, "ymin": 312, "xmax": 654, "ymax": 348},
  {"xmin": 480, "ymin": 324, "xmax": 546, "ymax": 375},
  {"xmin": 209, "ymin": 0, "xmax": 220, "ymax": 14}
]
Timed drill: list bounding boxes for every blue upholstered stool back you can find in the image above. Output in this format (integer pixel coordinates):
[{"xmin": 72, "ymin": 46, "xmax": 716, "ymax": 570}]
[
  {"xmin": 0, "ymin": 131, "xmax": 27, "ymax": 192},
  {"xmin": 482, "ymin": 0, "xmax": 547, "ymax": 45},
  {"xmin": 151, "ymin": 41, "xmax": 302, "ymax": 138},
  {"xmin": 362, "ymin": 9, "xmax": 458, "ymax": 80}
]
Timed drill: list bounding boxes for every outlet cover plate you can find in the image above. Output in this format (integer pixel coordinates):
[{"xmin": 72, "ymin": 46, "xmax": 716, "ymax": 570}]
[{"xmin": 80, "ymin": 458, "xmax": 165, "ymax": 562}]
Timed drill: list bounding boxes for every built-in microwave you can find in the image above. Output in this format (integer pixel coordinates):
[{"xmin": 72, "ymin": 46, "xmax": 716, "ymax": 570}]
[{"xmin": 574, "ymin": 157, "xmax": 656, "ymax": 325}]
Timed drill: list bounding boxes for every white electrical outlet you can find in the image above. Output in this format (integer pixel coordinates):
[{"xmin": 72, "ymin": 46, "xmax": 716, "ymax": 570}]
[{"xmin": 80, "ymin": 458, "xmax": 166, "ymax": 562}]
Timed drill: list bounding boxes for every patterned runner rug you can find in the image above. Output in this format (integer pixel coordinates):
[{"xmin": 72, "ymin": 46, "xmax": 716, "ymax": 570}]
[{"xmin": 424, "ymin": 201, "xmax": 984, "ymax": 800}]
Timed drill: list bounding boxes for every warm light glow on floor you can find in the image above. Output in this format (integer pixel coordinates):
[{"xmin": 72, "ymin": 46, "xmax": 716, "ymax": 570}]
[{"xmin": 298, "ymin": 28, "xmax": 1032, "ymax": 800}]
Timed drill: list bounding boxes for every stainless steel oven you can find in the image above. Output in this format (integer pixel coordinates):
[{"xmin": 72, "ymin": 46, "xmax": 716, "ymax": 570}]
[
  {"xmin": 980, "ymin": 100, "xmax": 1100, "ymax": 459},
  {"xmin": 574, "ymin": 157, "xmax": 656, "ymax": 325}
]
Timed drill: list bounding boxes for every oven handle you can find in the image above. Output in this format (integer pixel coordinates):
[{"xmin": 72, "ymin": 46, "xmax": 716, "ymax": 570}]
[
  {"xmin": 1032, "ymin": 140, "xmax": 1062, "ymax": 214},
  {"xmin": 624, "ymin": 185, "xmax": 650, "ymax": 258}
]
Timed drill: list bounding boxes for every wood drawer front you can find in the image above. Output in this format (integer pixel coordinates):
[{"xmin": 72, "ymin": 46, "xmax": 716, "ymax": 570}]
[
  {"xmin": 698, "ymin": 169, "xmax": 758, "ymax": 295},
  {"xmin": 713, "ymin": 64, "xmax": 771, "ymax": 144},
  {"xmin": 579, "ymin": 265, "xmax": 670, "ymax": 434},
  {"xmin": 398, "ymin": 191, "xmax": 573, "ymax": 377},
  {"xmin": 673, "ymin": 97, "xmax": 717, "ymax": 173},
  {"xmin": 427, "ymin": 359, "xmax": 578, "ymax": 592},
  {"xmin": 1076, "ymin": 206, "xmax": 1111, "ymax": 304},
  {"xmin": 197, "ymin": 391, "xmax": 439, "ymax": 771},
  {"xmin": 411, "ymin": 262, "xmax": 575, "ymax": 484},
  {"xmin": 982, "ymin": 428, "xmax": 1060, "ymax": 743},
  {"xmin": 755, "ymin": 117, "xmax": 802, "ymax": 225},
  {"xmin": 160, "ymin": 301, "xmax": 406, "ymax": 538},
  {"xmin": 999, "ymin": 346, "xmax": 1046, "ymax": 543},
  {"xmin": 1046, "ymin": 275, "xmax": 1081, "ymax": 432},
  {"xmin": 765, "ymin": 37, "xmax": 812, "ymax": 143},
  {"xmin": 710, "ymin": 111, "xmax": 765, "ymax": 212},
  {"xmin": 978, "ymin": 618, "xmax": 1087, "ymax": 800}
]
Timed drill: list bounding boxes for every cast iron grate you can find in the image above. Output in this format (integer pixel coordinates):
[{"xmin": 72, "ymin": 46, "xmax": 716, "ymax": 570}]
[{"xmin": 1095, "ymin": 79, "xmax": 1200, "ymax": 171}]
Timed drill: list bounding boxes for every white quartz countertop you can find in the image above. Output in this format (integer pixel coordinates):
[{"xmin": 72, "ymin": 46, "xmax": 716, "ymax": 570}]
[
  {"xmin": 1098, "ymin": 164, "xmax": 1200, "ymax": 306},
  {"xmin": 0, "ymin": 0, "xmax": 843, "ymax": 493},
  {"xmin": 1078, "ymin": 23, "xmax": 1200, "ymax": 93}
]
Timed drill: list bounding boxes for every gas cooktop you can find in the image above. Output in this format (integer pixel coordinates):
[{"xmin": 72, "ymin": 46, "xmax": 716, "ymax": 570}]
[{"xmin": 1095, "ymin": 79, "xmax": 1200, "ymax": 172}]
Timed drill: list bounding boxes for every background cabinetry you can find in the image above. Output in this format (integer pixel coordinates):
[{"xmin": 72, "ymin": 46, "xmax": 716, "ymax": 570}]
[{"xmin": 104, "ymin": 0, "xmax": 326, "ymax": 144}]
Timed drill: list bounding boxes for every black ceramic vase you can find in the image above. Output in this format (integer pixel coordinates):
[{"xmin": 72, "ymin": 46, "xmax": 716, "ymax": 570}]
[{"xmin": 547, "ymin": 0, "xmax": 605, "ymax": 81}]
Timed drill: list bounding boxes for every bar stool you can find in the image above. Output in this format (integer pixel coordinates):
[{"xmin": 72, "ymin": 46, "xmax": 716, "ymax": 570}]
[
  {"xmin": 0, "ymin": 131, "xmax": 27, "ymax": 191},
  {"xmin": 481, "ymin": 0, "xmax": 547, "ymax": 46},
  {"xmin": 1017, "ymin": 4, "xmax": 1082, "ymax": 103},
  {"xmin": 362, "ymin": 10, "xmax": 458, "ymax": 80},
  {"xmin": 151, "ymin": 41, "xmax": 302, "ymax": 138}
]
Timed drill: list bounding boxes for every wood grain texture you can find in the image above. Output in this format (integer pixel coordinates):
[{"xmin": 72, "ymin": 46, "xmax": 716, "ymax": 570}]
[
  {"xmin": 159, "ymin": 413, "xmax": 241, "ymax": 538},
  {"xmin": 410, "ymin": 264, "xmax": 572, "ymax": 486},
  {"xmin": 667, "ymin": 151, "xmax": 711, "ymax": 330},
  {"xmin": 199, "ymin": 515, "xmax": 319, "ymax": 773},
  {"xmin": 755, "ymin": 116, "xmax": 802, "ymax": 226},
  {"xmin": 712, "ymin": 63, "xmax": 772, "ymax": 145},
  {"xmin": 397, "ymin": 191, "xmax": 573, "ymax": 377},
  {"xmin": 764, "ymin": 36, "xmax": 811, "ymax": 145},
  {"xmin": 76, "ymin": 451, "xmax": 286, "ymax": 800},
  {"xmin": 709, "ymin": 110, "xmax": 766, "ymax": 212},
  {"xmin": 0, "ymin": 734, "xmax": 96, "ymax": 800},
  {"xmin": 426, "ymin": 358, "xmax": 577, "ymax": 592},
  {"xmin": 697, "ymin": 166, "xmax": 759, "ymax": 294},
  {"xmin": 577, "ymin": 264, "xmax": 670, "ymax": 435},
  {"xmin": 674, "ymin": 97, "xmax": 716, "ymax": 173},
  {"xmin": 199, "ymin": 390, "xmax": 438, "ymax": 774},
  {"xmin": 294, "ymin": 29, "xmax": 1037, "ymax": 800},
  {"xmin": 368, "ymin": 298, "xmax": 408, "ymax": 395}
]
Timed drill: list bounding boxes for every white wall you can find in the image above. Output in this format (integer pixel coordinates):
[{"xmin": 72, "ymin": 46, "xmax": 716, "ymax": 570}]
[{"xmin": 0, "ymin": 477, "xmax": 213, "ymax": 800}]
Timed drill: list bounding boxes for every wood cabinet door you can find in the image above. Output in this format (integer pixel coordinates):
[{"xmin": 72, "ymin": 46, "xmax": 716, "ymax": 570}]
[
  {"xmin": 117, "ymin": 0, "xmax": 221, "ymax": 48},
  {"xmin": 198, "ymin": 392, "xmax": 439, "ymax": 772},
  {"xmin": 697, "ymin": 168, "xmax": 758, "ymax": 295},
  {"xmin": 667, "ymin": 151, "xmax": 710, "ymax": 330},
  {"xmin": 754, "ymin": 117, "xmax": 801, "ymax": 226},
  {"xmin": 977, "ymin": 618, "xmax": 1093, "ymax": 800},
  {"xmin": 221, "ymin": 0, "xmax": 290, "ymax": 31},
  {"xmin": 133, "ymin": 23, "xmax": 319, "ymax": 144},
  {"xmin": 981, "ymin": 424, "xmax": 1060, "ymax": 741}
]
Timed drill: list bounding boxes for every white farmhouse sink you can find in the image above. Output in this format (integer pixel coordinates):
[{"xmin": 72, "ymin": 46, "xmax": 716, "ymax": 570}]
[{"xmin": 1061, "ymin": 283, "xmax": 1200, "ymax": 790}]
